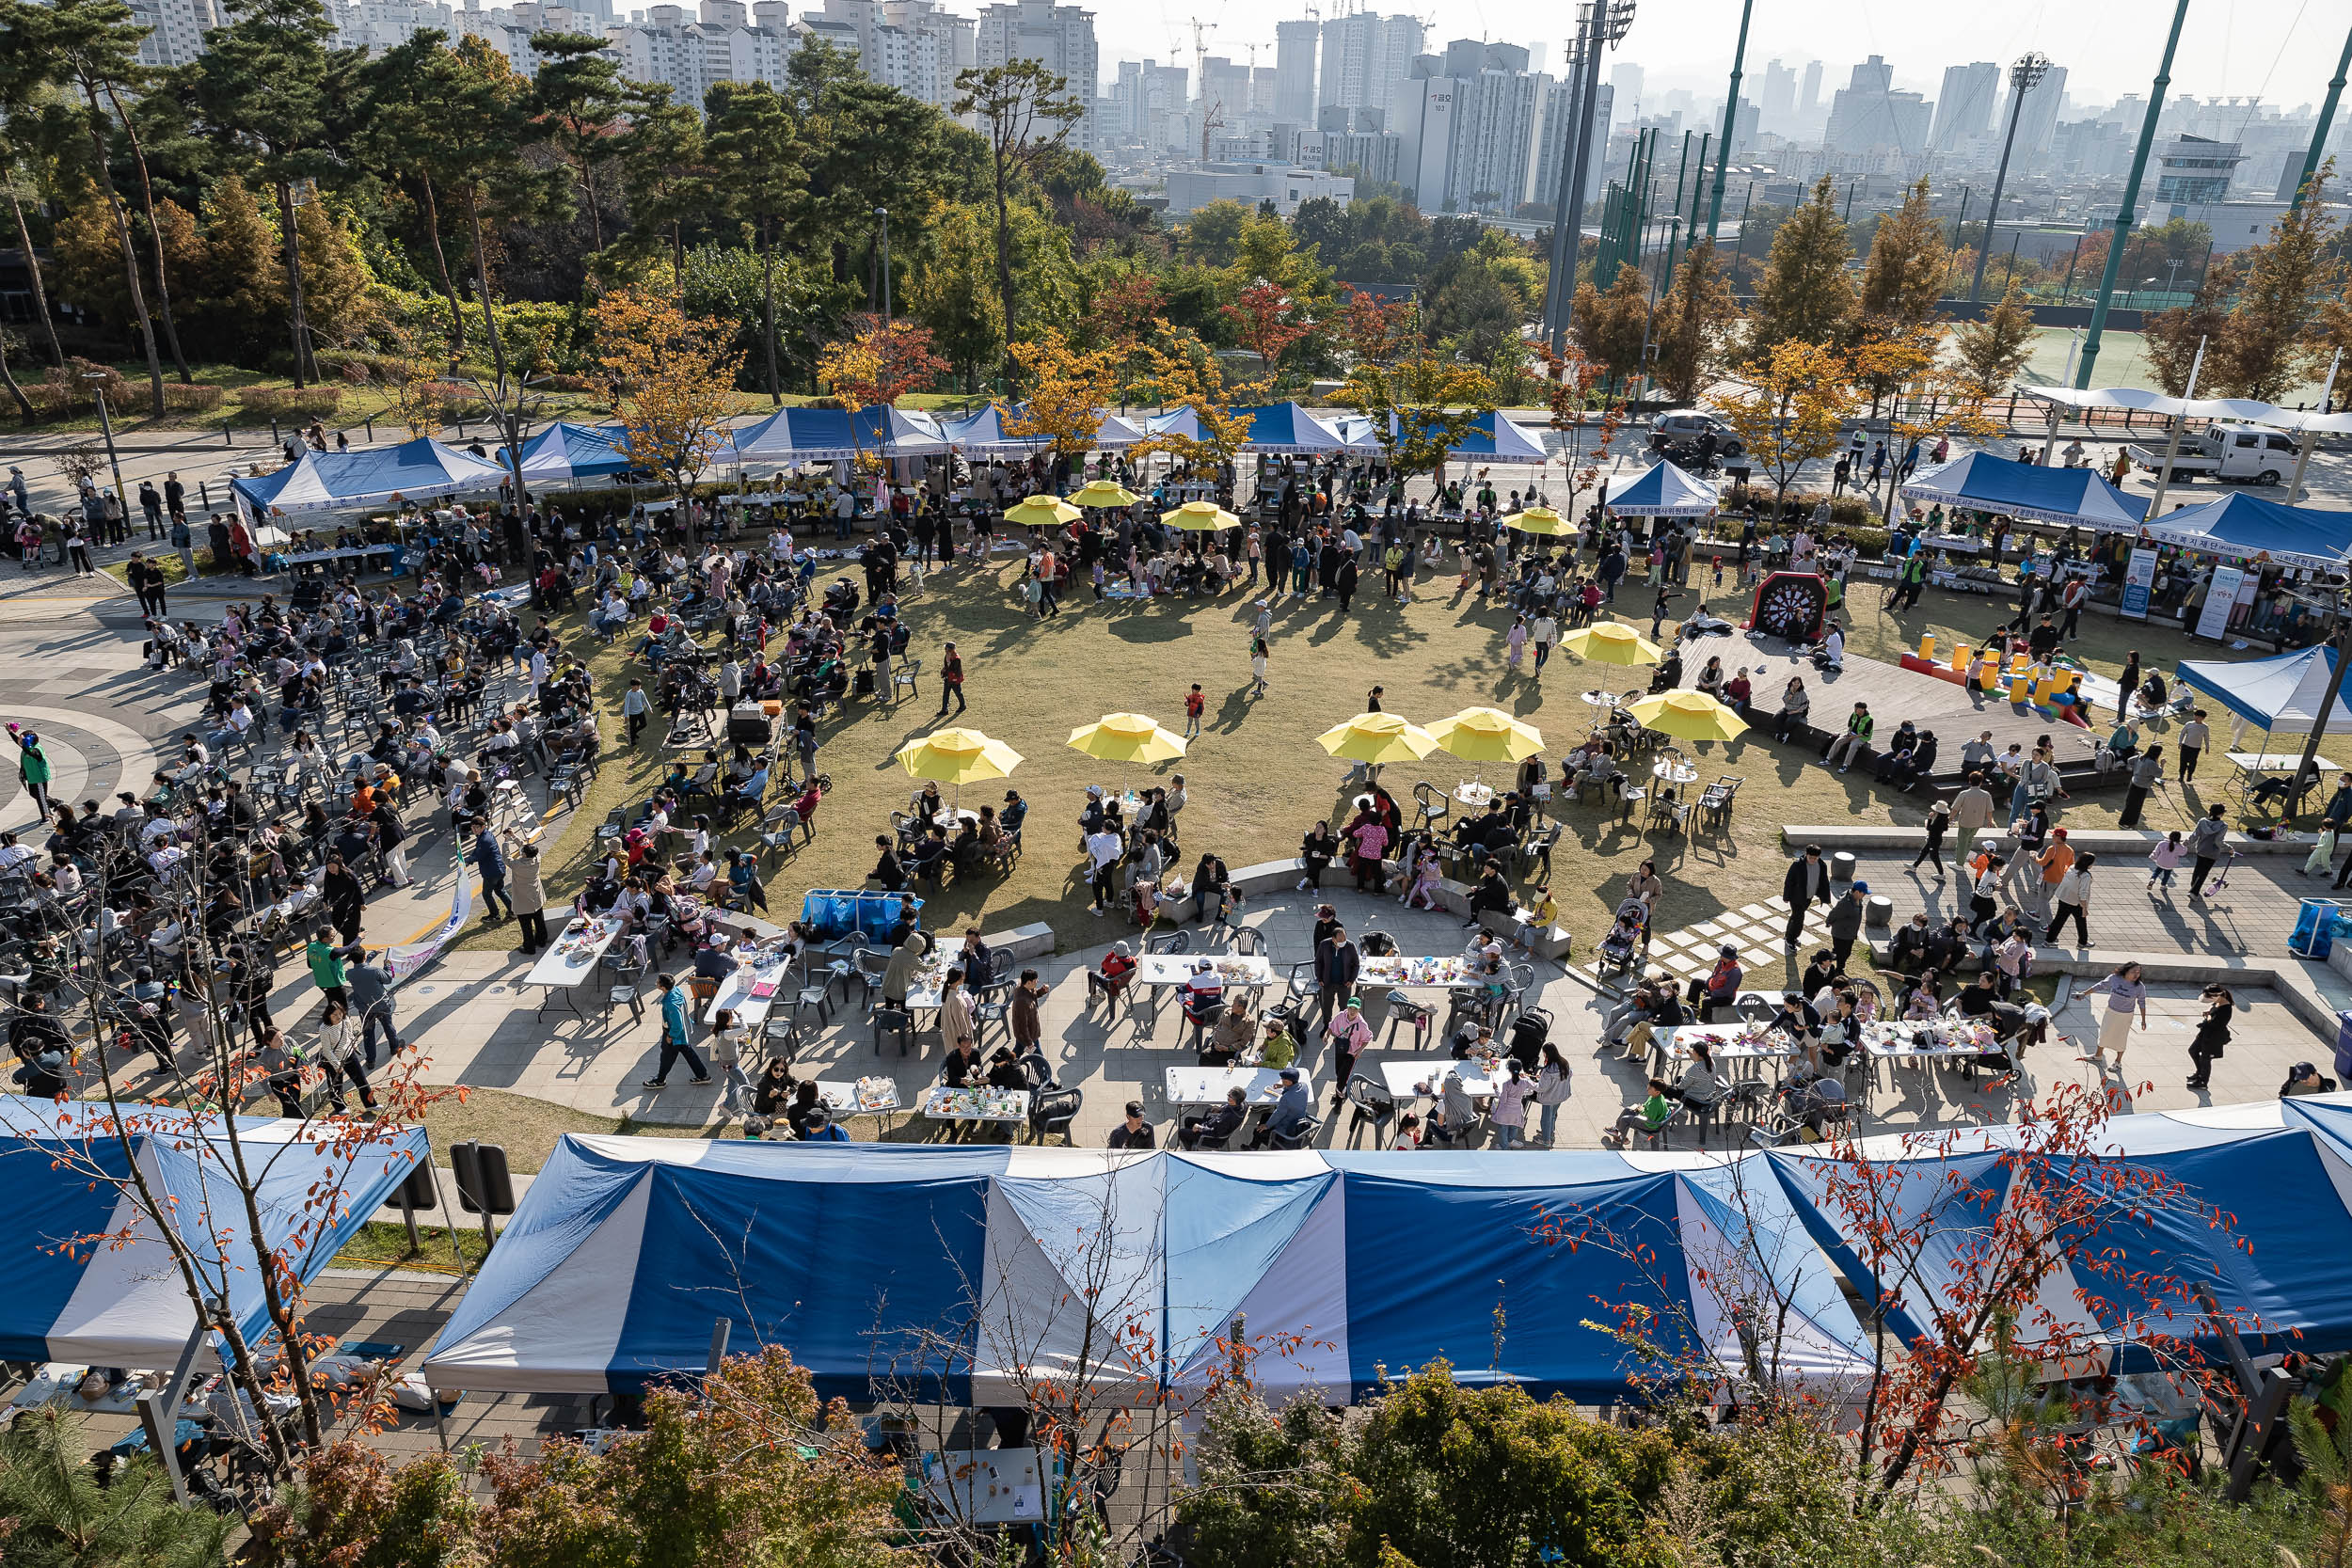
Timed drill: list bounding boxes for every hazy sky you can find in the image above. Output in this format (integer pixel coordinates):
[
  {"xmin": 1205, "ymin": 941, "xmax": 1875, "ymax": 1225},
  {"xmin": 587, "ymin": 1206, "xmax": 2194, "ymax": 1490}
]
[{"xmin": 1107, "ymin": 1, "xmax": 2352, "ymax": 114}]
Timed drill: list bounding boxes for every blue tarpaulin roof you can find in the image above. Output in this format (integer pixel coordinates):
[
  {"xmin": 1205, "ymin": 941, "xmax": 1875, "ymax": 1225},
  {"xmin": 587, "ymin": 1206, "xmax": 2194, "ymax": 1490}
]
[
  {"xmin": 1226, "ymin": 403, "xmax": 1351, "ymax": 454},
  {"xmin": 729, "ymin": 405, "xmax": 948, "ymax": 463},
  {"xmin": 1607, "ymin": 459, "xmax": 1719, "ymax": 516},
  {"xmin": 2174, "ymin": 643, "xmax": 2352, "ymax": 735},
  {"xmin": 936, "ymin": 404, "xmax": 1047, "ymax": 454},
  {"xmin": 515, "ymin": 421, "xmax": 635, "ymax": 483},
  {"xmin": 424, "ymin": 1143, "xmax": 1869, "ymax": 1402},
  {"xmin": 0, "ymin": 1096, "xmax": 429, "ymax": 1368},
  {"xmin": 2140, "ymin": 492, "xmax": 2352, "ymax": 571},
  {"xmin": 1899, "ymin": 451, "xmax": 2150, "ymax": 529},
  {"xmin": 230, "ymin": 436, "xmax": 510, "ymax": 515}
]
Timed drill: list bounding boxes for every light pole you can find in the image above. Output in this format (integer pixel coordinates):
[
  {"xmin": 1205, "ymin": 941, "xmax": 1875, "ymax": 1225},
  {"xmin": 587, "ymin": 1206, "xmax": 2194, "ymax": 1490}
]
[
  {"xmin": 84, "ymin": 372, "xmax": 126, "ymax": 514},
  {"xmin": 1542, "ymin": 0, "xmax": 1635, "ymax": 355},
  {"xmin": 1969, "ymin": 52, "xmax": 2049, "ymax": 304},
  {"xmin": 873, "ymin": 207, "xmax": 893, "ymax": 324},
  {"xmin": 1703, "ymin": 0, "xmax": 1753, "ymax": 238}
]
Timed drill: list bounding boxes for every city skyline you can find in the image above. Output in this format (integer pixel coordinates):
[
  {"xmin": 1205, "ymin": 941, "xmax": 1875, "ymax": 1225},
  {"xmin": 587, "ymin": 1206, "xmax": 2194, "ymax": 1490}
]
[{"xmin": 1093, "ymin": 2, "xmax": 2345, "ymax": 115}]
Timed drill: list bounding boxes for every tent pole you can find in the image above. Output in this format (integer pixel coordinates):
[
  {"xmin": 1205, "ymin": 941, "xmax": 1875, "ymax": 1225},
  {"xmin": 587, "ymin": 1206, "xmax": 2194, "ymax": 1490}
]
[
  {"xmin": 2289, "ymin": 351, "xmax": 2341, "ymax": 504},
  {"xmin": 2292, "ymin": 626, "xmax": 2352, "ymax": 817},
  {"xmin": 2144, "ymin": 338, "xmax": 2205, "ymax": 521}
]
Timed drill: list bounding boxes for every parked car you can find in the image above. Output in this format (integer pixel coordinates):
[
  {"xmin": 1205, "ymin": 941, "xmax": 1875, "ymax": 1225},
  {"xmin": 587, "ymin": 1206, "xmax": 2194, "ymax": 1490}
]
[{"xmin": 1650, "ymin": 408, "xmax": 1744, "ymax": 458}]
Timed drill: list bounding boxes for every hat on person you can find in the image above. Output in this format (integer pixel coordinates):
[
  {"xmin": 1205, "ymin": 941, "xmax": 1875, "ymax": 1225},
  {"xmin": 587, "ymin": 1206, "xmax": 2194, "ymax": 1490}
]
[
  {"xmin": 1124, "ymin": 1101, "xmax": 1145, "ymax": 1118},
  {"xmin": 1279, "ymin": 1067, "xmax": 1300, "ymax": 1082},
  {"xmin": 1087, "ymin": 784, "xmax": 1103, "ymax": 797},
  {"xmin": 1344, "ymin": 996, "xmax": 1363, "ymax": 1009},
  {"xmin": 1852, "ymin": 880, "xmax": 1868, "ymax": 893},
  {"xmin": 2052, "ymin": 826, "xmax": 2069, "ymax": 839},
  {"xmin": 1112, "ymin": 941, "xmax": 1131, "ymax": 958},
  {"xmin": 1719, "ymin": 942, "xmax": 1739, "ymax": 955}
]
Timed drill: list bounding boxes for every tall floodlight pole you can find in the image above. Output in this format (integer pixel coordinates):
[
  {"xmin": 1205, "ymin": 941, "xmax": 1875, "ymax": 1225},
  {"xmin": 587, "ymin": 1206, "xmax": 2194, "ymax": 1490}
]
[
  {"xmin": 2077, "ymin": 0, "xmax": 2192, "ymax": 389},
  {"xmin": 2288, "ymin": 22, "xmax": 2352, "ymax": 217},
  {"xmin": 1969, "ymin": 53, "xmax": 2049, "ymax": 304},
  {"xmin": 1540, "ymin": 2, "xmax": 1599, "ymax": 352},
  {"xmin": 1704, "ymin": 0, "xmax": 1753, "ymax": 237},
  {"xmin": 1549, "ymin": 0, "xmax": 1636, "ymax": 354}
]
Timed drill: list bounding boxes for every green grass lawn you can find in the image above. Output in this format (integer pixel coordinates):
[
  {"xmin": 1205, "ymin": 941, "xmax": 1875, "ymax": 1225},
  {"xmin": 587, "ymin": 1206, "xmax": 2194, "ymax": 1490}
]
[{"xmin": 484, "ymin": 550, "xmax": 2239, "ymax": 971}]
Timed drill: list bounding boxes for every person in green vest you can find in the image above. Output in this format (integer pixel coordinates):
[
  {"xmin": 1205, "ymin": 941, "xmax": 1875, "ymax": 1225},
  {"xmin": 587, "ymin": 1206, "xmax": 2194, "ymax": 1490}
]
[
  {"xmin": 5, "ymin": 722, "xmax": 51, "ymax": 820},
  {"xmin": 306, "ymin": 933, "xmax": 349, "ymax": 1008},
  {"xmin": 1893, "ymin": 547, "xmax": 1931, "ymax": 612}
]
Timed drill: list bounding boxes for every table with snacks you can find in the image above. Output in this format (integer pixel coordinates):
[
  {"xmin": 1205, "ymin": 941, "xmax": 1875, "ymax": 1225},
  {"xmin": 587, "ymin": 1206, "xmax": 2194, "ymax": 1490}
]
[
  {"xmin": 1375, "ymin": 1054, "xmax": 1504, "ymax": 1105},
  {"xmin": 1359, "ymin": 954, "xmax": 1486, "ymax": 991},
  {"xmin": 815, "ymin": 1076, "xmax": 905, "ymax": 1131},
  {"xmin": 700, "ymin": 944, "xmax": 800, "ymax": 1027},
  {"xmin": 522, "ymin": 915, "xmax": 623, "ymax": 1020},
  {"xmin": 1649, "ymin": 1023, "xmax": 1804, "ymax": 1080},
  {"xmin": 1164, "ymin": 1066, "xmax": 1293, "ymax": 1111},
  {"xmin": 919, "ymin": 1085, "xmax": 1030, "ymax": 1131},
  {"xmin": 1860, "ymin": 1018, "xmax": 2002, "ymax": 1085}
]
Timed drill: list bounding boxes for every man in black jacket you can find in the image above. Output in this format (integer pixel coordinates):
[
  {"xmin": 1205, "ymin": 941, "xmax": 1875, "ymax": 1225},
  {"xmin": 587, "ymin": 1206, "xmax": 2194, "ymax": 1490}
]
[
  {"xmin": 1182, "ymin": 1086, "xmax": 1250, "ymax": 1149},
  {"xmin": 1782, "ymin": 843, "xmax": 1831, "ymax": 950},
  {"xmin": 1313, "ymin": 925, "xmax": 1359, "ymax": 1037}
]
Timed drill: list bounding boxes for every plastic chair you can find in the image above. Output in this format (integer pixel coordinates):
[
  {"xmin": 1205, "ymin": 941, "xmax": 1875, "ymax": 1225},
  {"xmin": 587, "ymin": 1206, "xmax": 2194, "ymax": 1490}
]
[
  {"xmin": 872, "ymin": 1006, "xmax": 914, "ymax": 1057},
  {"xmin": 1343, "ymin": 1075, "xmax": 1395, "ymax": 1148},
  {"xmin": 1412, "ymin": 781, "xmax": 1450, "ymax": 833},
  {"xmin": 1145, "ymin": 930, "xmax": 1191, "ymax": 957},
  {"xmin": 970, "ymin": 980, "xmax": 1012, "ymax": 1047},
  {"xmin": 1028, "ymin": 1088, "xmax": 1082, "ymax": 1146},
  {"xmin": 1268, "ymin": 1114, "xmax": 1321, "ymax": 1151},
  {"xmin": 1382, "ymin": 993, "xmax": 1434, "ymax": 1050}
]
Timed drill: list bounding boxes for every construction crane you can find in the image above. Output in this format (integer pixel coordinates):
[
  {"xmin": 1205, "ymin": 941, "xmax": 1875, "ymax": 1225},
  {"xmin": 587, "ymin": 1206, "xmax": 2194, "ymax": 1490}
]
[{"xmin": 1188, "ymin": 16, "xmax": 1219, "ymax": 161}]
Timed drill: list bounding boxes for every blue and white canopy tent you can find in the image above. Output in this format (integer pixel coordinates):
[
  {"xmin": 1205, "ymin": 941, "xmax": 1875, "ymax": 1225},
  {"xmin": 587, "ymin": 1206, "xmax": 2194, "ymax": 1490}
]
[
  {"xmin": 936, "ymin": 404, "xmax": 1048, "ymax": 455},
  {"xmin": 2175, "ymin": 643, "xmax": 2352, "ymax": 737},
  {"xmin": 0, "ymin": 1095, "xmax": 429, "ymax": 1368},
  {"xmin": 421, "ymin": 1141, "xmax": 1870, "ymax": 1402},
  {"xmin": 1899, "ymin": 451, "xmax": 2150, "ymax": 530},
  {"xmin": 230, "ymin": 436, "xmax": 510, "ymax": 519},
  {"xmin": 1447, "ymin": 411, "xmax": 1550, "ymax": 467},
  {"xmin": 1606, "ymin": 459, "xmax": 1719, "ymax": 518},
  {"xmin": 2139, "ymin": 492, "xmax": 2352, "ymax": 572},
  {"xmin": 1226, "ymin": 403, "xmax": 1351, "ymax": 455},
  {"xmin": 514, "ymin": 421, "xmax": 636, "ymax": 485},
  {"xmin": 1141, "ymin": 407, "xmax": 1203, "ymax": 444},
  {"xmin": 729, "ymin": 405, "xmax": 949, "ymax": 466}
]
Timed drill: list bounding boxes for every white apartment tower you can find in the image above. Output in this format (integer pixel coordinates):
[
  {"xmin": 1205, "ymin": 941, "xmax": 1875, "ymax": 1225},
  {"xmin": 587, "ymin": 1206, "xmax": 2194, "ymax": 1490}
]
[
  {"xmin": 130, "ymin": 0, "xmax": 222, "ymax": 68},
  {"xmin": 1273, "ymin": 17, "xmax": 1318, "ymax": 124},
  {"xmin": 1930, "ymin": 61, "xmax": 1999, "ymax": 152},
  {"xmin": 975, "ymin": 0, "xmax": 1101, "ymax": 147},
  {"xmin": 1317, "ymin": 11, "xmax": 1421, "ymax": 117}
]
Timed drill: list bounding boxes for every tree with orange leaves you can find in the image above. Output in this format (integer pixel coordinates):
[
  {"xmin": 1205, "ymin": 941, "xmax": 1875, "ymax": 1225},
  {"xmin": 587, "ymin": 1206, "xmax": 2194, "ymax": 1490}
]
[
  {"xmin": 816, "ymin": 313, "xmax": 948, "ymax": 476},
  {"xmin": 1331, "ymin": 282, "xmax": 1420, "ymax": 367},
  {"xmin": 1222, "ymin": 278, "xmax": 1315, "ymax": 392},
  {"xmin": 595, "ymin": 285, "xmax": 746, "ymax": 500},
  {"xmin": 1133, "ymin": 336, "xmax": 1256, "ymax": 473},
  {"xmin": 1005, "ymin": 326, "xmax": 1119, "ymax": 468}
]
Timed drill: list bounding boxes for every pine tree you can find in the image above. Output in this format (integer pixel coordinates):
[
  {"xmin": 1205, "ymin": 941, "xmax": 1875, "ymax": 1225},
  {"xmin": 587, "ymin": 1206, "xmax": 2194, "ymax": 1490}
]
[
  {"xmin": 1570, "ymin": 261, "xmax": 1652, "ymax": 390},
  {"xmin": 706, "ymin": 79, "xmax": 802, "ymax": 405},
  {"xmin": 1858, "ymin": 177, "xmax": 1947, "ymax": 331},
  {"xmin": 2217, "ymin": 166, "xmax": 2338, "ymax": 401},
  {"xmin": 531, "ymin": 32, "xmax": 628, "ymax": 254},
  {"xmin": 293, "ymin": 196, "xmax": 373, "ymax": 351},
  {"xmin": 1951, "ymin": 280, "xmax": 2038, "ymax": 396},
  {"xmin": 614, "ymin": 81, "xmax": 706, "ymax": 282},
  {"xmin": 1747, "ymin": 173, "xmax": 1855, "ymax": 358},
  {"xmin": 1651, "ymin": 239, "xmax": 1739, "ymax": 404},
  {"xmin": 191, "ymin": 173, "xmax": 284, "ymax": 363}
]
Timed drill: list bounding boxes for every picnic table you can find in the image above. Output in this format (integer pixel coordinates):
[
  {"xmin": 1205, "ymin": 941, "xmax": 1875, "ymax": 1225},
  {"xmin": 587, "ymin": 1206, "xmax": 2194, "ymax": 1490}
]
[
  {"xmin": 815, "ymin": 1076, "xmax": 904, "ymax": 1132},
  {"xmin": 1164, "ymin": 1066, "xmax": 1292, "ymax": 1110},
  {"xmin": 522, "ymin": 915, "xmax": 623, "ymax": 1020},
  {"xmin": 1650, "ymin": 1023, "xmax": 1803, "ymax": 1080},
  {"xmin": 1359, "ymin": 954, "xmax": 1484, "ymax": 990},
  {"xmin": 919, "ymin": 1085, "xmax": 1030, "ymax": 1130},
  {"xmin": 1375, "ymin": 1055, "xmax": 1502, "ymax": 1103},
  {"xmin": 1134, "ymin": 953, "xmax": 1274, "ymax": 990},
  {"xmin": 700, "ymin": 946, "xmax": 799, "ymax": 1027},
  {"xmin": 1860, "ymin": 1019, "xmax": 2001, "ymax": 1086}
]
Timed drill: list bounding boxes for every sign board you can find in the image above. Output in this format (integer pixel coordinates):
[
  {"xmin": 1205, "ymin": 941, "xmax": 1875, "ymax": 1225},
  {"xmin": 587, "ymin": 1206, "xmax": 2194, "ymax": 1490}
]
[
  {"xmin": 2120, "ymin": 548, "xmax": 2158, "ymax": 620},
  {"xmin": 2195, "ymin": 565, "xmax": 2247, "ymax": 640}
]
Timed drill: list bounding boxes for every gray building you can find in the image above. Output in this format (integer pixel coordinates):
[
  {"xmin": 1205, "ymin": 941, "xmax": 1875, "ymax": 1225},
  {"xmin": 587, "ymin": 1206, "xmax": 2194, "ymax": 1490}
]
[
  {"xmin": 1930, "ymin": 61, "xmax": 1998, "ymax": 152},
  {"xmin": 1274, "ymin": 17, "xmax": 1318, "ymax": 124}
]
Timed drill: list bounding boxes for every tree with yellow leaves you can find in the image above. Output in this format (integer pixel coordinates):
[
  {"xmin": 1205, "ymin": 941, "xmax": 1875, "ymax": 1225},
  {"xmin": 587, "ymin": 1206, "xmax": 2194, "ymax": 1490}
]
[
  {"xmin": 1710, "ymin": 340, "xmax": 1860, "ymax": 515},
  {"xmin": 1004, "ymin": 326, "xmax": 1118, "ymax": 468},
  {"xmin": 1132, "ymin": 336, "xmax": 1256, "ymax": 474},
  {"xmin": 1851, "ymin": 337, "xmax": 1997, "ymax": 522},
  {"xmin": 594, "ymin": 285, "xmax": 744, "ymax": 500},
  {"xmin": 1333, "ymin": 352, "xmax": 1497, "ymax": 490}
]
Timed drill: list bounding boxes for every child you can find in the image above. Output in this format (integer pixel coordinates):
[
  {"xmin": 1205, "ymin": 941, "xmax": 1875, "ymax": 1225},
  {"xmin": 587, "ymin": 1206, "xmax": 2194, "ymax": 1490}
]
[
  {"xmin": 1514, "ymin": 885, "xmax": 1557, "ymax": 955},
  {"xmin": 2305, "ymin": 819, "xmax": 2342, "ymax": 879},
  {"xmin": 2150, "ymin": 830, "xmax": 2187, "ymax": 891},
  {"xmin": 708, "ymin": 1006, "xmax": 753, "ymax": 1114},
  {"xmin": 1249, "ymin": 635, "xmax": 1269, "ymax": 697},
  {"xmin": 1184, "ymin": 683, "xmax": 1205, "ymax": 739},
  {"xmin": 1994, "ymin": 930, "xmax": 2034, "ymax": 997},
  {"xmin": 1597, "ymin": 911, "xmax": 1644, "ymax": 971}
]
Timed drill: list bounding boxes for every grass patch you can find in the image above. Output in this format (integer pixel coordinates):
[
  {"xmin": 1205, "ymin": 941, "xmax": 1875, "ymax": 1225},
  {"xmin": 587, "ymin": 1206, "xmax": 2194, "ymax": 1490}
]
[{"xmin": 330, "ymin": 1220, "xmax": 491, "ymax": 1275}]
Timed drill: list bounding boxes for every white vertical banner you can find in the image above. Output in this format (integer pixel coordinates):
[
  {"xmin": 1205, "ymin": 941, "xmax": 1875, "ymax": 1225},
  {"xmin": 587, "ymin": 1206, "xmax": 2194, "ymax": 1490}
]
[
  {"xmin": 2195, "ymin": 565, "xmax": 2246, "ymax": 641},
  {"xmin": 2120, "ymin": 548, "xmax": 2157, "ymax": 620}
]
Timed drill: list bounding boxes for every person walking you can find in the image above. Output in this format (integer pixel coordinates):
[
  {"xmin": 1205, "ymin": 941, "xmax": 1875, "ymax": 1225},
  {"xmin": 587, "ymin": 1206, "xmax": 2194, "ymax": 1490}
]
[
  {"xmin": 1826, "ymin": 882, "xmax": 1867, "ymax": 971},
  {"xmin": 642, "ymin": 972, "xmax": 713, "ymax": 1090},
  {"xmin": 623, "ymin": 679, "xmax": 650, "ymax": 747},
  {"xmin": 1781, "ymin": 843, "xmax": 1832, "ymax": 950},
  {"xmin": 2177, "ymin": 709, "xmax": 2209, "ymax": 783},
  {"xmin": 471, "ymin": 817, "xmax": 516, "ymax": 922},
  {"xmin": 2188, "ymin": 804, "xmax": 2230, "ymax": 899},
  {"xmin": 310, "ymin": 999, "xmax": 377, "ymax": 1113},
  {"xmin": 2118, "ymin": 746, "xmax": 2165, "ymax": 828},
  {"xmin": 340, "ymin": 945, "xmax": 404, "ymax": 1068},
  {"xmin": 65, "ymin": 516, "xmax": 93, "ymax": 576},
  {"xmin": 6, "ymin": 723, "xmax": 52, "ymax": 822},
  {"xmin": 1312, "ymin": 922, "xmax": 1359, "ymax": 1037},
  {"xmin": 1183, "ymin": 683, "xmax": 1205, "ymax": 739},
  {"xmin": 1248, "ymin": 633, "xmax": 1269, "ymax": 697},
  {"xmin": 2185, "ymin": 984, "xmax": 2233, "ymax": 1090},
  {"xmin": 1533, "ymin": 1042, "xmax": 1571, "ymax": 1145},
  {"xmin": 2043, "ymin": 850, "xmax": 2097, "ymax": 948},
  {"xmin": 2076, "ymin": 958, "xmax": 2145, "ymax": 1071},
  {"xmin": 934, "ymin": 641, "xmax": 966, "ymax": 717},
  {"xmin": 1912, "ymin": 800, "xmax": 1951, "ymax": 879}
]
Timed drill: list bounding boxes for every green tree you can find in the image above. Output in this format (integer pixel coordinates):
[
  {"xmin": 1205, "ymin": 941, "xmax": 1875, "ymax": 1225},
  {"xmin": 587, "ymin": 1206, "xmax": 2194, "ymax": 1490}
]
[
  {"xmin": 0, "ymin": 41, "xmax": 67, "ymax": 370},
  {"xmin": 1856, "ymin": 176, "xmax": 1947, "ymax": 331},
  {"xmin": 1181, "ymin": 199, "xmax": 1253, "ymax": 267},
  {"xmin": 705, "ymin": 78, "xmax": 801, "ymax": 405},
  {"xmin": 358, "ymin": 33, "xmax": 474, "ymax": 351},
  {"xmin": 191, "ymin": 0, "xmax": 342, "ymax": 387},
  {"xmin": 187, "ymin": 173, "xmax": 284, "ymax": 361},
  {"xmin": 2140, "ymin": 261, "xmax": 2235, "ymax": 396},
  {"xmin": 613, "ymin": 81, "xmax": 705, "ymax": 280},
  {"xmin": 529, "ymin": 31, "xmax": 628, "ymax": 254},
  {"xmin": 1569, "ymin": 261, "xmax": 1651, "ymax": 389},
  {"xmin": 1746, "ymin": 173, "xmax": 1855, "ymax": 358},
  {"xmin": 1650, "ymin": 237, "xmax": 1739, "ymax": 404},
  {"xmin": 0, "ymin": 1410, "xmax": 230, "ymax": 1568},
  {"xmin": 1952, "ymin": 279, "xmax": 2038, "ymax": 396},
  {"xmin": 953, "ymin": 58, "xmax": 1085, "ymax": 383},
  {"xmin": 904, "ymin": 198, "xmax": 1005, "ymax": 386},
  {"xmin": 1425, "ymin": 254, "xmax": 1524, "ymax": 366},
  {"xmin": 12, "ymin": 0, "xmax": 170, "ymax": 412},
  {"xmin": 2217, "ymin": 165, "xmax": 2338, "ymax": 401}
]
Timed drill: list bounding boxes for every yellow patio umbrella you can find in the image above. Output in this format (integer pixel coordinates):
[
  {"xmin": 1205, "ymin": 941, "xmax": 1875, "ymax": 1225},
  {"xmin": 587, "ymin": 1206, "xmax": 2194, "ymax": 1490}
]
[
  {"xmin": 1067, "ymin": 478, "xmax": 1140, "ymax": 509},
  {"xmin": 1426, "ymin": 706, "xmax": 1545, "ymax": 764},
  {"xmin": 1626, "ymin": 690, "xmax": 1749, "ymax": 742},
  {"xmin": 1161, "ymin": 499, "xmax": 1239, "ymax": 531},
  {"xmin": 1316, "ymin": 711, "xmax": 1438, "ymax": 766},
  {"xmin": 1505, "ymin": 505, "xmax": 1568, "ymax": 535},
  {"xmin": 895, "ymin": 729, "xmax": 1025, "ymax": 808},
  {"xmin": 1003, "ymin": 494, "xmax": 1080, "ymax": 529},
  {"xmin": 1561, "ymin": 622, "xmax": 1662, "ymax": 665},
  {"xmin": 1067, "ymin": 711, "xmax": 1186, "ymax": 765}
]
